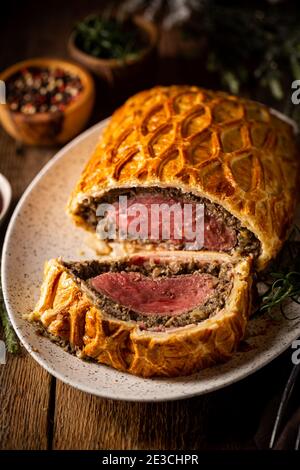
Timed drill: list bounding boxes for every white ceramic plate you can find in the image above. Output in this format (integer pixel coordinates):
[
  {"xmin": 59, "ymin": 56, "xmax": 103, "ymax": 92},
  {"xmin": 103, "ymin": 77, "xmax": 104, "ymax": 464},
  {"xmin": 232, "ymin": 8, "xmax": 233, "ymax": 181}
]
[{"xmin": 2, "ymin": 119, "xmax": 300, "ymax": 402}]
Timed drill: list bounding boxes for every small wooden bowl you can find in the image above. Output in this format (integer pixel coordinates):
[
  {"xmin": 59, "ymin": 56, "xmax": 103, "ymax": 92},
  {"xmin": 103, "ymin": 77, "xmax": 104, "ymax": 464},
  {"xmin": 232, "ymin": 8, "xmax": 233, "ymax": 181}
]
[
  {"xmin": 0, "ymin": 58, "xmax": 95, "ymax": 146},
  {"xmin": 68, "ymin": 16, "xmax": 158, "ymax": 89}
]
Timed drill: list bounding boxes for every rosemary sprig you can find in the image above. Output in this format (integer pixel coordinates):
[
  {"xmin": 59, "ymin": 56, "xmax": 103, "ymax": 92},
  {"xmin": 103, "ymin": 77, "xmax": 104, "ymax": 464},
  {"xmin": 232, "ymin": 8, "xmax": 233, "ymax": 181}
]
[
  {"xmin": 255, "ymin": 227, "xmax": 300, "ymax": 319},
  {"xmin": 259, "ymin": 272, "xmax": 300, "ymax": 319},
  {"xmin": 0, "ymin": 274, "xmax": 20, "ymax": 354}
]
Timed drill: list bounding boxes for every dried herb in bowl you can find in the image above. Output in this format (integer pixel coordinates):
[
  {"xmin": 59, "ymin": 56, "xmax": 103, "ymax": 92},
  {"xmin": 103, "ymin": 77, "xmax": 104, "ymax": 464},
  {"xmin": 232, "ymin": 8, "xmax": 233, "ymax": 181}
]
[{"xmin": 74, "ymin": 16, "xmax": 145, "ymax": 61}]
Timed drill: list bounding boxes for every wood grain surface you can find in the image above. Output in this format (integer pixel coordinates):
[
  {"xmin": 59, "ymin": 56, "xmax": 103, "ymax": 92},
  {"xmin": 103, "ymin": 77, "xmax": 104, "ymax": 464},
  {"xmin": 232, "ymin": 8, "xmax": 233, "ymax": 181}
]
[
  {"xmin": 0, "ymin": 348, "xmax": 52, "ymax": 450},
  {"xmin": 0, "ymin": 0, "xmax": 295, "ymax": 451}
]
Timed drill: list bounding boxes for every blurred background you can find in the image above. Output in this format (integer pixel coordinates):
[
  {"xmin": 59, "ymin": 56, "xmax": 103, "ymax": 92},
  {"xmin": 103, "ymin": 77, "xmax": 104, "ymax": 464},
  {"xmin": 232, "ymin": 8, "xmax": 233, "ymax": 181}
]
[{"xmin": 2, "ymin": 0, "xmax": 300, "ymax": 123}]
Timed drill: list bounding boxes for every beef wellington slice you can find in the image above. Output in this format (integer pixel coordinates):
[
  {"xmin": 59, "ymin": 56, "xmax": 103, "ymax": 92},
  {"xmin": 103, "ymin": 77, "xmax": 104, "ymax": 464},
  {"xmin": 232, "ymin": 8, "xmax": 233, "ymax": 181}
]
[{"xmin": 28, "ymin": 251, "xmax": 252, "ymax": 377}]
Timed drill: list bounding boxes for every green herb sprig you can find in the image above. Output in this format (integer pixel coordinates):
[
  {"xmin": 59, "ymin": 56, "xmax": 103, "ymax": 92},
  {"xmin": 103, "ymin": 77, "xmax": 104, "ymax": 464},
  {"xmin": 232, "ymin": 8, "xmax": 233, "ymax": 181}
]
[
  {"xmin": 255, "ymin": 227, "xmax": 300, "ymax": 319},
  {"xmin": 259, "ymin": 272, "xmax": 300, "ymax": 319},
  {"xmin": 0, "ymin": 274, "xmax": 20, "ymax": 354},
  {"xmin": 74, "ymin": 15, "xmax": 144, "ymax": 61}
]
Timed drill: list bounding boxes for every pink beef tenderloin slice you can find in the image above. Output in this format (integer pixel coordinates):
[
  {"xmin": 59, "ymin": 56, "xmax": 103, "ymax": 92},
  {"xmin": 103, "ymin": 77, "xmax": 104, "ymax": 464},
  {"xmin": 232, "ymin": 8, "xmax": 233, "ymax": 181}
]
[
  {"xmin": 90, "ymin": 271, "xmax": 217, "ymax": 316},
  {"xmin": 108, "ymin": 193, "xmax": 236, "ymax": 251}
]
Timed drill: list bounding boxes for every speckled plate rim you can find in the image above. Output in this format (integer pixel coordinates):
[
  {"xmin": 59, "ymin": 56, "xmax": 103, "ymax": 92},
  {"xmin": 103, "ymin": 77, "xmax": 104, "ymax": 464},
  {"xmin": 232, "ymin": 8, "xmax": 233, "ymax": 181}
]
[{"xmin": 1, "ymin": 115, "xmax": 300, "ymax": 403}]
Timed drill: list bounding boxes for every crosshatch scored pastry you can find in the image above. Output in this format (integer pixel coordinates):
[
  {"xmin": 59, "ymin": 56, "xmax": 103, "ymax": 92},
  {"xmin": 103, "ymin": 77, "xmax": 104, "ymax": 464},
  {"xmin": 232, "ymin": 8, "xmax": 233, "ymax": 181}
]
[
  {"xmin": 68, "ymin": 85, "xmax": 299, "ymax": 271},
  {"xmin": 29, "ymin": 86, "xmax": 299, "ymax": 377}
]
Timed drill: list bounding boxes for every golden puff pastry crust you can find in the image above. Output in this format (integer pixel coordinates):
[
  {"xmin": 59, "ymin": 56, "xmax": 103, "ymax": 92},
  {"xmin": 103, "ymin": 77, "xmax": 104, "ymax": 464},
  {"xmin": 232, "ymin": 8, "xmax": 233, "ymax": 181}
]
[
  {"xmin": 68, "ymin": 86, "xmax": 299, "ymax": 270},
  {"xmin": 28, "ymin": 252, "xmax": 252, "ymax": 377}
]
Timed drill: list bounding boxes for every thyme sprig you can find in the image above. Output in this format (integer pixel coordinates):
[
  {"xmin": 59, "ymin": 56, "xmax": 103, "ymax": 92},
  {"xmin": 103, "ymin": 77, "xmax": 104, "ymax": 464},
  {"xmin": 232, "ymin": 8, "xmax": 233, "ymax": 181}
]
[
  {"xmin": 259, "ymin": 272, "xmax": 300, "ymax": 319},
  {"xmin": 0, "ymin": 272, "xmax": 20, "ymax": 354}
]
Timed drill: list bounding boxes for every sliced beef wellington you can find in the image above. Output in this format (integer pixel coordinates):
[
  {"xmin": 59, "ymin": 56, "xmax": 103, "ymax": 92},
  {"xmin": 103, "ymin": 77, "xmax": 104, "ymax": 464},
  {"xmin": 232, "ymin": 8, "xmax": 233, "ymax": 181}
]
[
  {"xmin": 68, "ymin": 86, "xmax": 299, "ymax": 270},
  {"xmin": 75, "ymin": 187, "xmax": 260, "ymax": 258},
  {"xmin": 29, "ymin": 85, "xmax": 298, "ymax": 377},
  {"xmin": 28, "ymin": 252, "xmax": 252, "ymax": 377}
]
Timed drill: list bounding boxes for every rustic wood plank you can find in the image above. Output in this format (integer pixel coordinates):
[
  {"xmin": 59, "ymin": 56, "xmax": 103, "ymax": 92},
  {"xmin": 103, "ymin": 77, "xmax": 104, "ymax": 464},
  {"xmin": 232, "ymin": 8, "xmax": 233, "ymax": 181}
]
[
  {"xmin": 52, "ymin": 349, "xmax": 291, "ymax": 450},
  {"xmin": 0, "ymin": 132, "xmax": 54, "ymax": 205},
  {"xmin": 52, "ymin": 382, "xmax": 206, "ymax": 450},
  {"xmin": 52, "ymin": 380, "xmax": 254, "ymax": 450},
  {"xmin": 0, "ymin": 347, "xmax": 53, "ymax": 449}
]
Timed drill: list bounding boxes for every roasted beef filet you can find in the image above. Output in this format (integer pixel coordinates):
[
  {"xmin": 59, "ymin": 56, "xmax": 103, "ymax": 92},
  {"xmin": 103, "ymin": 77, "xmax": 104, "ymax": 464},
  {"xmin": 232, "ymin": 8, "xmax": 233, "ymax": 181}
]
[
  {"xmin": 62, "ymin": 254, "xmax": 233, "ymax": 330},
  {"xmin": 77, "ymin": 187, "xmax": 260, "ymax": 258}
]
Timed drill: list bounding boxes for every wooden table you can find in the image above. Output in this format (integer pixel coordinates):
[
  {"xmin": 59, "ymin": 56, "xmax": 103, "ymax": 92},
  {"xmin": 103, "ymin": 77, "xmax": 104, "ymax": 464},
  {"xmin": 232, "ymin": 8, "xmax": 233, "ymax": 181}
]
[{"xmin": 0, "ymin": 0, "xmax": 295, "ymax": 450}]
